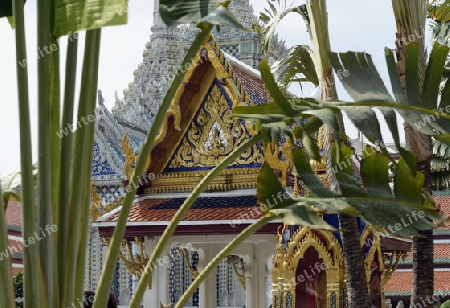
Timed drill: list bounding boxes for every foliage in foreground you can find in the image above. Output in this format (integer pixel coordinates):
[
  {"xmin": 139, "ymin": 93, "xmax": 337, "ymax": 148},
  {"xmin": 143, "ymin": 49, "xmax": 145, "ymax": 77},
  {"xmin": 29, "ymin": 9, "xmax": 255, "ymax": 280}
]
[{"xmin": 441, "ymin": 300, "xmax": 450, "ymax": 308}]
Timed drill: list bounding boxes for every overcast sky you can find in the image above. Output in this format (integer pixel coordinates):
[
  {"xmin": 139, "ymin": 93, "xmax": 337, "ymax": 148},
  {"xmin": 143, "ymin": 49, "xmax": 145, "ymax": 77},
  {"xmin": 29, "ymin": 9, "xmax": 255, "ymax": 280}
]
[{"xmin": 0, "ymin": 0, "xmax": 414, "ymax": 176}]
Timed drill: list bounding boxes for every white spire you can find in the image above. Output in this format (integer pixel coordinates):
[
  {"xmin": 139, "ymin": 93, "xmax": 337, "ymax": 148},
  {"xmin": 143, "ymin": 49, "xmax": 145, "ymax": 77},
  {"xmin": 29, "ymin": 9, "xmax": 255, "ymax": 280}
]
[
  {"xmin": 114, "ymin": 0, "xmax": 184, "ymax": 128},
  {"xmin": 152, "ymin": 0, "xmax": 165, "ymax": 29}
]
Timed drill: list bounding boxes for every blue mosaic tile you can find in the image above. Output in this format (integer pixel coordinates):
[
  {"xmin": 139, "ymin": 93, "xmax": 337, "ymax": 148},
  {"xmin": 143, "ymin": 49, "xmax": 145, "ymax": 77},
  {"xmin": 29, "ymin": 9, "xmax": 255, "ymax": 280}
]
[
  {"xmin": 92, "ymin": 143, "xmax": 117, "ymax": 176},
  {"xmin": 152, "ymin": 195, "xmax": 256, "ymax": 210}
]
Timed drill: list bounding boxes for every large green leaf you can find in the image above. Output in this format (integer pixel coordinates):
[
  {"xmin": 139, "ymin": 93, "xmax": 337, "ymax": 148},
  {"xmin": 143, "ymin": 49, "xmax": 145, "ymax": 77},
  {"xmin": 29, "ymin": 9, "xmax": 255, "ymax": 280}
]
[
  {"xmin": 404, "ymin": 43, "xmax": 422, "ymax": 108},
  {"xmin": 234, "ymin": 90, "xmax": 450, "ymax": 143},
  {"xmin": 385, "ymin": 48, "xmax": 407, "ymax": 104},
  {"xmin": 53, "ymin": 0, "xmax": 127, "ymax": 37},
  {"xmin": 329, "ymin": 52, "xmax": 394, "ymax": 102},
  {"xmin": 293, "ymin": 148, "xmax": 337, "ymax": 199},
  {"xmin": 257, "ymin": 163, "xmax": 334, "ymax": 229},
  {"xmin": 293, "ymin": 143, "xmax": 444, "ymax": 236},
  {"xmin": 260, "ymin": 58, "xmax": 295, "ymax": 114},
  {"xmin": 331, "ymin": 45, "xmax": 450, "ymax": 137},
  {"xmin": 159, "ymin": 0, "xmax": 243, "ymax": 29},
  {"xmin": 423, "ymin": 43, "xmax": 449, "ymax": 110},
  {"xmin": 1, "ymin": 172, "xmax": 22, "ymax": 210},
  {"xmin": 431, "ymin": 139, "xmax": 450, "ymax": 188},
  {"xmin": 433, "ymin": 139, "xmax": 450, "ymax": 158}
]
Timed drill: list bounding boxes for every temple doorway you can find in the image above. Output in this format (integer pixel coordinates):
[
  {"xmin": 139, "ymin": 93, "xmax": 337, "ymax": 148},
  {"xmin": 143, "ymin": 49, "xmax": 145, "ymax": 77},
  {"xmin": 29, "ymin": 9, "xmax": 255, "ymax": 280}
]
[{"xmin": 295, "ymin": 247, "xmax": 327, "ymax": 308}]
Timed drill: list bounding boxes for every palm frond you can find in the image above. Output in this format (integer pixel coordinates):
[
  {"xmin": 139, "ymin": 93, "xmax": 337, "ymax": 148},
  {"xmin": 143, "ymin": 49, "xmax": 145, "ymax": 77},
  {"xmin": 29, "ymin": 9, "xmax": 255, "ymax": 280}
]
[
  {"xmin": 431, "ymin": 139, "xmax": 450, "ymax": 188},
  {"xmin": 272, "ymin": 45, "xmax": 319, "ymax": 91},
  {"xmin": 255, "ymin": 0, "xmax": 304, "ymax": 54},
  {"xmin": 429, "ymin": 0, "xmax": 450, "ymax": 22},
  {"xmin": 431, "ymin": 156, "xmax": 450, "ymax": 170},
  {"xmin": 433, "ymin": 138, "xmax": 450, "ymax": 158},
  {"xmin": 432, "ymin": 170, "xmax": 450, "ymax": 189}
]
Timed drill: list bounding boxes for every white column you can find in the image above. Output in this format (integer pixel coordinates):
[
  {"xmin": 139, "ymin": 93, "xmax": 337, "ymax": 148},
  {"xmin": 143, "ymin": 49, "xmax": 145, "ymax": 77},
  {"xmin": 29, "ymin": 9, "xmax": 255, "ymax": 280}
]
[
  {"xmin": 244, "ymin": 254, "xmax": 257, "ymax": 308},
  {"xmin": 265, "ymin": 259, "xmax": 274, "ymax": 308},
  {"xmin": 256, "ymin": 242, "xmax": 275, "ymax": 308},
  {"xmin": 143, "ymin": 237, "xmax": 159, "ymax": 308},
  {"xmin": 158, "ymin": 248, "xmax": 170, "ymax": 306},
  {"xmin": 235, "ymin": 274, "xmax": 246, "ymax": 307},
  {"xmin": 198, "ymin": 245, "xmax": 218, "ymax": 308}
]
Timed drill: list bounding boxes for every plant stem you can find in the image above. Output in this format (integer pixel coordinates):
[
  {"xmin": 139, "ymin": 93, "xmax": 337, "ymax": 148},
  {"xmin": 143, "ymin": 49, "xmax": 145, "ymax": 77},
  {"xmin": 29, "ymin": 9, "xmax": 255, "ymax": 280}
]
[
  {"xmin": 94, "ymin": 24, "xmax": 214, "ymax": 308},
  {"xmin": 62, "ymin": 29, "xmax": 101, "ymax": 308},
  {"xmin": 75, "ymin": 30, "xmax": 101, "ymax": 303},
  {"xmin": 37, "ymin": 0, "xmax": 55, "ymax": 303},
  {"xmin": 58, "ymin": 34, "xmax": 78, "ymax": 292},
  {"xmin": 12, "ymin": 0, "xmax": 44, "ymax": 306},
  {"xmin": 175, "ymin": 216, "xmax": 275, "ymax": 308}
]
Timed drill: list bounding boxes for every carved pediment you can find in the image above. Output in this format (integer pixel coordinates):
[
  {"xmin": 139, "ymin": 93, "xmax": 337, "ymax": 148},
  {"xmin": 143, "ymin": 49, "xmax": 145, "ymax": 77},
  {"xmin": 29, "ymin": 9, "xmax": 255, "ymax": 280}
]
[{"xmin": 165, "ymin": 80, "xmax": 263, "ymax": 171}]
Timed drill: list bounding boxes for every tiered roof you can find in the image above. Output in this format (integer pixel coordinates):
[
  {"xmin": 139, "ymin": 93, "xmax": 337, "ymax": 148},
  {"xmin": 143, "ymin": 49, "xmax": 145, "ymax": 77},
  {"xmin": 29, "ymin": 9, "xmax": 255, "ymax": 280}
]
[
  {"xmin": 94, "ymin": 191, "xmax": 282, "ymax": 238},
  {"xmin": 93, "ymin": 32, "xmax": 282, "ymax": 236},
  {"xmin": 90, "ymin": 0, "xmax": 285, "ymax": 189}
]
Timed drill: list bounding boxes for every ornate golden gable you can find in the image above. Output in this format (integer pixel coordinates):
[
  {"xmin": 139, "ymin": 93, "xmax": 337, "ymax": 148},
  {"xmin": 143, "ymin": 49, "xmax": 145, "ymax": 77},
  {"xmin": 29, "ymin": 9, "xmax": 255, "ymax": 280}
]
[{"xmin": 140, "ymin": 36, "xmax": 266, "ymax": 193}]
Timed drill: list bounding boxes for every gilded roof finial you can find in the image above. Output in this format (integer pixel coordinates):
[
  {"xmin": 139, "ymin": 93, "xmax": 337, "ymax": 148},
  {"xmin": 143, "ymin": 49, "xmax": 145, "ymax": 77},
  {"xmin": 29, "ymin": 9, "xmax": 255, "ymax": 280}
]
[
  {"xmin": 122, "ymin": 132, "xmax": 136, "ymax": 180},
  {"xmin": 264, "ymin": 139, "xmax": 294, "ymax": 185}
]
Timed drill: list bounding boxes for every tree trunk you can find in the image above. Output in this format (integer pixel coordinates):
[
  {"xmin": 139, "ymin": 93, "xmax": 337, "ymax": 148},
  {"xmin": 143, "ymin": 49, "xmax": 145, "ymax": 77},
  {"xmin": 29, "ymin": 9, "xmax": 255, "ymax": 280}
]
[
  {"xmin": 391, "ymin": 1, "xmax": 435, "ymax": 303},
  {"xmin": 322, "ymin": 124, "xmax": 370, "ymax": 307},
  {"xmin": 304, "ymin": 0, "xmax": 371, "ymax": 305},
  {"xmin": 338, "ymin": 214, "xmax": 371, "ymax": 308},
  {"xmin": 405, "ymin": 124, "xmax": 434, "ymax": 308}
]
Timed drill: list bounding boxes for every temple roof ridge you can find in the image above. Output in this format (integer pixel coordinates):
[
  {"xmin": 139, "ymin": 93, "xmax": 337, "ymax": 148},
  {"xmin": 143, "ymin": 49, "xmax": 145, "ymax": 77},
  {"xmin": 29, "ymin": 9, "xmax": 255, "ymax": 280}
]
[
  {"xmin": 92, "ymin": 128, "xmax": 125, "ymax": 180},
  {"xmin": 223, "ymin": 52, "xmax": 262, "ymax": 78},
  {"xmin": 97, "ymin": 91, "xmax": 126, "ymax": 139}
]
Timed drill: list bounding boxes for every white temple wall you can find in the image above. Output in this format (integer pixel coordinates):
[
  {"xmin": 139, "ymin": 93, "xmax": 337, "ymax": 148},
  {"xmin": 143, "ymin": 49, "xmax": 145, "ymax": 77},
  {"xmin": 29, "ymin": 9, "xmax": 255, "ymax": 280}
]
[{"xmin": 142, "ymin": 233, "xmax": 277, "ymax": 308}]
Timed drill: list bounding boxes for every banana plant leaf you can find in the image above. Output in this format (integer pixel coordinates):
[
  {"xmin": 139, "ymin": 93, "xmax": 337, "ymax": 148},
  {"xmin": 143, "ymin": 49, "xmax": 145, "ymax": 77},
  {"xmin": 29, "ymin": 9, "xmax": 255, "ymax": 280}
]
[
  {"xmin": 233, "ymin": 56, "xmax": 447, "ymax": 236},
  {"xmin": 294, "ymin": 145, "xmax": 444, "ymax": 236},
  {"xmin": 53, "ymin": 0, "xmax": 128, "ymax": 37},
  {"xmin": 431, "ymin": 139, "xmax": 450, "ymax": 187},
  {"xmin": 434, "ymin": 139, "xmax": 450, "ymax": 158},
  {"xmin": 257, "ymin": 163, "xmax": 334, "ymax": 230},
  {"xmin": 1, "ymin": 0, "xmax": 129, "ymax": 35},
  {"xmin": 257, "ymin": 142, "xmax": 445, "ymax": 236},
  {"xmin": 235, "ymin": 46, "xmax": 450, "ymax": 164},
  {"xmin": 329, "ymin": 43, "xmax": 450, "ymax": 142}
]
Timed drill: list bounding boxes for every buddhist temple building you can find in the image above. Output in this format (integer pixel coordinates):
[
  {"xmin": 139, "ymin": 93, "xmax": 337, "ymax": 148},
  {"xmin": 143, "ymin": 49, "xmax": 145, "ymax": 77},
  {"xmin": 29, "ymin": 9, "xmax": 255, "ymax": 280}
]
[{"xmin": 83, "ymin": 1, "xmax": 445, "ymax": 308}]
